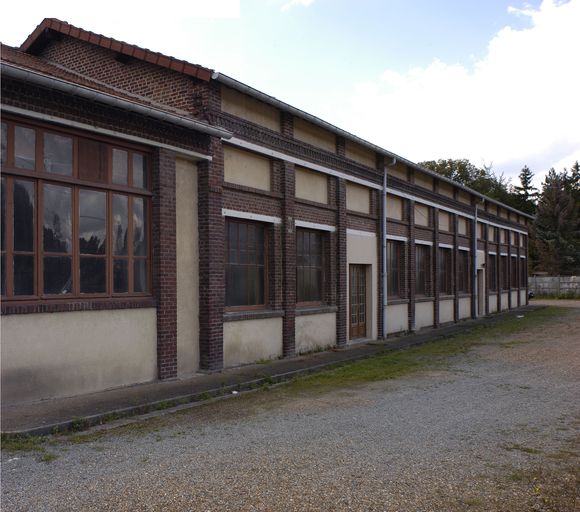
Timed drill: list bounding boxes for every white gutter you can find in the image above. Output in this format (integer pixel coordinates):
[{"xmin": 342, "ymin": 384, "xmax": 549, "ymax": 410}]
[{"xmin": 3, "ymin": 63, "xmax": 233, "ymax": 139}]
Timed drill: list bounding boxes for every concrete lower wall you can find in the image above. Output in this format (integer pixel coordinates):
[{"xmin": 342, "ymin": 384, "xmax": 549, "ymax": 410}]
[
  {"xmin": 1, "ymin": 308, "xmax": 158, "ymax": 404},
  {"xmin": 489, "ymin": 294, "xmax": 498, "ymax": 313},
  {"xmin": 439, "ymin": 299, "xmax": 454, "ymax": 324},
  {"xmin": 459, "ymin": 297, "xmax": 471, "ymax": 319},
  {"xmin": 223, "ymin": 317, "xmax": 283, "ymax": 367},
  {"xmin": 511, "ymin": 291, "xmax": 518, "ymax": 306},
  {"xmin": 295, "ymin": 313, "xmax": 336, "ymax": 354},
  {"xmin": 386, "ymin": 303, "xmax": 408, "ymax": 334},
  {"xmin": 415, "ymin": 301, "xmax": 434, "ymax": 330},
  {"xmin": 520, "ymin": 290, "xmax": 527, "ymax": 305},
  {"xmin": 501, "ymin": 292, "xmax": 509, "ymax": 311}
]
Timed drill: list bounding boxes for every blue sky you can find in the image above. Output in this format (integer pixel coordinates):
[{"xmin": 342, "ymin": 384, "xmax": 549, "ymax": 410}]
[{"xmin": 2, "ymin": 0, "xmax": 579, "ymax": 186}]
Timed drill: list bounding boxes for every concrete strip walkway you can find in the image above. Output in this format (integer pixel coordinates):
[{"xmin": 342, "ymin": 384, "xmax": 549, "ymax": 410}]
[{"xmin": 1, "ymin": 307, "xmax": 538, "ymax": 437}]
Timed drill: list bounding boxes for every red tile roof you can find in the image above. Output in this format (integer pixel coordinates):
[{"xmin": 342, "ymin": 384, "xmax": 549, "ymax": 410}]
[{"xmin": 20, "ymin": 18, "xmax": 213, "ymax": 81}]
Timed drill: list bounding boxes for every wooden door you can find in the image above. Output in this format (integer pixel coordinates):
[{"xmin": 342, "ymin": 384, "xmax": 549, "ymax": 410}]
[{"xmin": 349, "ymin": 264, "xmax": 367, "ymax": 339}]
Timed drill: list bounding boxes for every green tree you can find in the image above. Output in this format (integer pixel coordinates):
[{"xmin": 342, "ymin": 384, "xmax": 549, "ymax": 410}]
[{"xmin": 512, "ymin": 165, "xmax": 538, "ymax": 215}]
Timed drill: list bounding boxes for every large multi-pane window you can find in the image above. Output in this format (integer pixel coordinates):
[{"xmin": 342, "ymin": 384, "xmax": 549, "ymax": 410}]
[
  {"xmin": 296, "ymin": 229, "xmax": 324, "ymax": 303},
  {"xmin": 415, "ymin": 244, "xmax": 432, "ymax": 296},
  {"xmin": 457, "ymin": 250, "xmax": 470, "ymax": 294},
  {"xmin": 520, "ymin": 258, "xmax": 528, "ymax": 288},
  {"xmin": 1, "ymin": 118, "xmax": 150, "ymax": 300},
  {"xmin": 511, "ymin": 256, "xmax": 519, "ymax": 289},
  {"xmin": 387, "ymin": 240, "xmax": 404, "ymax": 298},
  {"xmin": 225, "ymin": 220, "xmax": 266, "ymax": 307},
  {"xmin": 438, "ymin": 247, "xmax": 452, "ymax": 295},
  {"xmin": 500, "ymin": 255, "xmax": 509, "ymax": 290},
  {"xmin": 488, "ymin": 254, "xmax": 498, "ymax": 292}
]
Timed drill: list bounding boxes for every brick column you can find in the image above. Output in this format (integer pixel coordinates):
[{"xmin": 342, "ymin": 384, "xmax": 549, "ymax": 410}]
[
  {"xmin": 336, "ymin": 136, "xmax": 346, "ymax": 158},
  {"xmin": 453, "ymin": 214, "xmax": 459, "ymax": 322},
  {"xmin": 198, "ymin": 137, "xmax": 225, "ymax": 372},
  {"xmin": 336, "ymin": 178, "xmax": 347, "ymax": 346},
  {"xmin": 508, "ymin": 242, "xmax": 513, "ymax": 310},
  {"xmin": 408, "ymin": 200, "xmax": 416, "ymax": 331},
  {"xmin": 433, "ymin": 208, "xmax": 440, "ymax": 328},
  {"xmin": 282, "ymin": 161, "xmax": 296, "ymax": 357},
  {"xmin": 152, "ymin": 148, "xmax": 177, "ymax": 380}
]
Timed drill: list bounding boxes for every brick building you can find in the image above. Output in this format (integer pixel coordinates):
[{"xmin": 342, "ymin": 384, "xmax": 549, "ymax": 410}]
[{"xmin": 0, "ymin": 19, "xmax": 532, "ymax": 404}]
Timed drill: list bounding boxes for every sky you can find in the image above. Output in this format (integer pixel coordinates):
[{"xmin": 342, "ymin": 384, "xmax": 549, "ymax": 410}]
[{"xmin": 2, "ymin": 0, "xmax": 579, "ymax": 188}]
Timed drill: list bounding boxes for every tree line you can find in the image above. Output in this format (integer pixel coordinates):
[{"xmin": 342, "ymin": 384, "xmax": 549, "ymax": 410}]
[{"xmin": 418, "ymin": 159, "xmax": 580, "ymax": 276}]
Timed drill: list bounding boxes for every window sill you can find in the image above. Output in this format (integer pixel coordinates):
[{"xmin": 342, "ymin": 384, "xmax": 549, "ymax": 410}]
[
  {"xmin": 223, "ymin": 309, "xmax": 285, "ymax": 322},
  {"xmin": 1, "ymin": 296, "xmax": 156, "ymax": 315},
  {"xmin": 295, "ymin": 305, "xmax": 338, "ymax": 316},
  {"xmin": 415, "ymin": 296, "xmax": 434, "ymax": 303},
  {"xmin": 386, "ymin": 298, "xmax": 409, "ymax": 305}
]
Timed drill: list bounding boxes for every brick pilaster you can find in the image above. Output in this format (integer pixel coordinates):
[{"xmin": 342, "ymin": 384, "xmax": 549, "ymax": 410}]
[
  {"xmin": 508, "ymin": 242, "xmax": 513, "ymax": 310},
  {"xmin": 453, "ymin": 214, "xmax": 459, "ymax": 322},
  {"xmin": 433, "ymin": 208, "xmax": 440, "ymax": 328},
  {"xmin": 471, "ymin": 215, "xmax": 477, "ymax": 319},
  {"xmin": 282, "ymin": 161, "xmax": 296, "ymax": 357},
  {"xmin": 198, "ymin": 137, "xmax": 225, "ymax": 372},
  {"xmin": 408, "ymin": 200, "xmax": 416, "ymax": 331},
  {"xmin": 336, "ymin": 136, "xmax": 346, "ymax": 158},
  {"xmin": 336, "ymin": 178, "xmax": 347, "ymax": 346},
  {"xmin": 152, "ymin": 148, "xmax": 177, "ymax": 380},
  {"xmin": 281, "ymin": 112, "xmax": 294, "ymax": 138}
]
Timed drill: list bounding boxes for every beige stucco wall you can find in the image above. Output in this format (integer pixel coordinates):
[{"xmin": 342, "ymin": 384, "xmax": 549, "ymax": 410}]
[
  {"xmin": 386, "ymin": 194, "xmax": 403, "ymax": 220},
  {"xmin": 520, "ymin": 290, "xmax": 527, "ymax": 304},
  {"xmin": 458, "ymin": 190, "xmax": 471, "ymax": 205},
  {"xmin": 439, "ymin": 299, "xmax": 454, "ymax": 324},
  {"xmin": 414, "ymin": 203, "xmax": 430, "ymax": 227},
  {"xmin": 499, "ymin": 208, "xmax": 508, "ymax": 219},
  {"xmin": 295, "ymin": 313, "xmax": 336, "ymax": 353},
  {"xmin": 1, "ymin": 308, "xmax": 157, "ymax": 404},
  {"xmin": 439, "ymin": 211, "xmax": 450, "ymax": 232},
  {"xmin": 414, "ymin": 172, "xmax": 433, "ymax": 191},
  {"xmin": 345, "ymin": 140, "xmax": 376, "ymax": 168},
  {"xmin": 511, "ymin": 291, "xmax": 518, "ymax": 306},
  {"xmin": 295, "ymin": 166, "xmax": 328, "ymax": 204},
  {"xmin": 477, "ymin": 250, "xmax": 486, "ymax": 268},
  {"xmin": 347, "ymin": 232, "xmax": 378, "ymax": 340},
  {"xmin": 487, "ymin": 203, "xmax": 498, "ymax": 215},
  {"xmin": 221, "ymin": 86, "xmax": 280, "ymax": 132},
  {"xmin": 501, "ymin": 292, "xmax": 510, "ymax": 311},
  {"xmin": 459, "ymin": 297, "xmax": 471, "ymax": 319},
  {"xmin": 388, "ymin": 163, "xmax": 408, "ymax": 181},
  {"xmin": 489, "ymin": 294, "xmax": 498, "ymax": 313},
  {"xmin": 439, "ymin": 181, "xmax": 454, "ymax": 198},
  {"xmin": 294, "ymin": 117, "xmax": 335, "ymax": 152},
  {"xmin": 346, "ymin": 182, "xmax": 370, "ymax": 214},
  {"xmin": 458, "ymin": 217, "xmax": 468, "ymax": 235},
  {"xmin": 176, "ymin": 157, "xmax": 199, "ymax": 378},
  {"xmin": 223, "ymin": 317, "xmax": 283, "ymax": 367},
  {"xmin": 415, "ymin": 301, "xmax": 434, "ymax": 330},
  {"xmin": 224, "ymin": 145, "xmax": 271, "ymax": 191},
  {"xmin": 386, "ymin": 303, "xmax": 408, "ymax": 334}
]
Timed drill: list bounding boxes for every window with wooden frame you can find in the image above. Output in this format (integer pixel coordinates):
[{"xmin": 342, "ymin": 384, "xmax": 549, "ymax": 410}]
[
  {"xmin": 520, "ymin": 258, "xmax": 527, "ymax": 288},
  {"xmin": 415, "ymin": 244, "xmax": 432, "ymax": 296},
  {"xmin": 457, "ymin": 250, "xmax": 470, "ymax": 294},
  {"xmin": 296, "ymin": 229, "xmax": 325, "ymax": 304},
  {"xmin": 438, "ymin": 247, "xmax": 452, "ymax": 295},
  {"xmin": 225, "ymin": 219, "xmax": 266, "ymax": 308},
  {"xmin": 500, "ymin": 255, "xmax": 509, "ymax": 290},
  {"xmin": 387, "ymin": 240, "xmax": 404, "ymax": 298},
  {"xmin": 488, "ymin": 254, "xmax": 498, "ymax": 292},
  {"xmin": 0, "ymin": 118, "xmax": 151, "ymax": 302},
  {"xmin": 511, "ymin": 256, "xmax": 519, "ymax": 288}
]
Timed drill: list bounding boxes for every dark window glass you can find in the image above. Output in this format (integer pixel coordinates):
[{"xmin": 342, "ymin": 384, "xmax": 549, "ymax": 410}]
[
  {"xmin": 457, "ymin": 251, "xmax": 470, "ymax": 293},
  {"xmin": 297, "ymin": 229, "xmax": 323, "ymax": 302},
  {"xmin": 521, "ymin": 259, "xmax": 527, "ymax": 288},
  {"xmin": 13, "ymin": 254, "xmax": 34, "ymax": 295},
  {"xmin": 488, "ymin": 255, "xmax": 498, "ymax": 292},
  {"xmin": 133, "ymin": 197, "xmax": 147, "ymax": 256},
  {"xmin": 114, "ymin": 259, "xmax": 128, "ymax": 293},
  {"xmin": 133, "ymin": 153, "xmax": 147, "ymax": 188},
  {"xmin": 80, "ymin": 257, "xmax": 106, "ymax": 293},
  {"xmin": 44, "ymin": 133, "xmax": 73, "ymax": 175},
  {"xmin": 438, "ymin": 248, "xmax": 452, "ymax": 295},
  {"xmin": 112, "ymin": 148, "xmax": 128, "ymax": 185},
  {"xmin": 79, "ymin": 138, "xmax": 107, "ymax": 183},
  {"xmin": 1, "ymin": 254, "xmax": 5, "ymax": 296},
  {"xmin": 1, "ymin": 122, "xmax": 7, "ymax": 165},
  {"xmin": 43, "ymin": 256, "xmax": 72, "ymax": 295},
  {"xmin": 134, "ymin": 259, "xmax": 148, "ymax": 293},
  {"xmin": 1, "ymin": 177, "xmax": 5, "ymax": 251},
  {"xmin": 79, "ymin": 190, "xmax": 106, "ymax": 255},
  {"xmin": 501, "ymin": 256, "xmax": 509, "ymax": 290},
  {"xmin": 14, "ymin": 126, "xmax": 35, "ymax": 170},
  {"xmin": 387, "ymin": 241, "xmax": 403, "ymax": 298},
  {"xmin": 112, "ymin": 195, "xmax": 128, "ymax": 256},
  {"xmin": 43, "ymin": 184, "xmax": 72, "ymax": 253},
  {"xmin": 13, "ymin": 180, "xmax": 34, "ymax": 252},
  {"xmin": 511, "ymin": 257, "xmax": 519, "ymax": 288},
  {"xmin": 225, "ymin": 220, "xmax": 265, "ymax": 306},
  {"xmin": 416, "ymin": 244, "xmax": 431, "ymax": 296}
]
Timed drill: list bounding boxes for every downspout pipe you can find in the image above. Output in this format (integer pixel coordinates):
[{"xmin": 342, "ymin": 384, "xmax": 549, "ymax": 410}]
[
  {"xmin": 382, "ymin": 157, "xmax": 397, "ymax": 340},
  {"xmin": 2, "ymin": 63, "xmax": 233, "ymax": 140},
  {"xmin": 472, "ymin": 199, "xmax": 483, "ymax": 318}
]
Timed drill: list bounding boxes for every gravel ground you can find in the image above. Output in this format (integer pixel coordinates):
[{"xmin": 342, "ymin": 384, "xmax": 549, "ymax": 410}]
[{"xmin": 2, "ymin": 304, "xmax": 579, "ymax": 511}]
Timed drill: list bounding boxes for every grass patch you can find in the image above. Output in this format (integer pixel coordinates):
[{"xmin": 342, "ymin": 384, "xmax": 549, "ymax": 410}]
[
  {"xmin": 39, "ymin": 452, "xmax": 58, "ymax": 463},
  {"xmin": 1, "ymin": 434, "xmax": 48, "ymax": 453},
  {"xmin": 532, "ymin": 292, "xmax": 579, "ymax": 300}
]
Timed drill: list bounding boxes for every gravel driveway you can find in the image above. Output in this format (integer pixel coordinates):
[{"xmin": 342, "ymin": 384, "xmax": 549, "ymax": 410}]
[{"xmin": 2, "ymin": 304, "xmax": 579, "ymax": 511}]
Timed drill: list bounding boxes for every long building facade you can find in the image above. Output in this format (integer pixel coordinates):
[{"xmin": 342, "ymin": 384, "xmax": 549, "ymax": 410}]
[{"xmin": 1, "ymin": 19, "xmax": 531, "ymax": 404}]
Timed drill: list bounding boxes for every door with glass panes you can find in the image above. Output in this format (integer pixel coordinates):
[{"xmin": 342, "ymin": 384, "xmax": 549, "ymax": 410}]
[{"xmin": 349, "ymin": 264, "xmax": 367, "ymax": 339}]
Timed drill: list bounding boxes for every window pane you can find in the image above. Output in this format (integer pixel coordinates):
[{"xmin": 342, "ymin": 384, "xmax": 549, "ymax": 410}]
[
  {"xmin": 112, "ymin": 195, "xmax": 128, "ymax": 255},
  {"xmin": 14, "ymin": 126, "xmax": 36, "ymax": 170},
  {"xmin": 133, "ymin": 197, "xmax": 147, "ymax": 256},
  {"xmin": 43, "ymin": 256, "xmax": 72, "ymax": 295},
  {"xmin": 1, "ymin": 122, "xmax": 7, "ymax": 165},
  {"xmin": 79, "ymin": 189, "xmax": 106, "ymax": 255},
  {"xmin": 80, "ymin": 257, "xmax": 106, "ymax": 293},
  {"xmin": 112, "ymin": 149, "xmax": 128, "ymax": 185},
  {"xmin": 113, "ymin": 259, "xmax": 128, "ymax": 293},
  {"xmin": 133, "ymin": 153, "xmax": 147, "ymax": 188},
  {"xmin": 134, "ymin": 259, "xmax": 148, "ymax": 293},
  {"xmin": 14, "ymin": 254, "xmax": 34, "ymax": 295},
  {"xmin": 44, "ymin": 133, "xmax": 72, "ymax": 175},
  {"xmin": 79, "ymin": 138, "xmax": 107, "ymax": 183},
  {"xmin": 13, "ymin": 180, "xmax": 35, "ymax": 251},
  {"xmin": 1, "ymin": 254, "xmax": 5, "ymax": 296},
  {"xmin": 1, "ymin": 177, "xmax": 5, "ymax": 251},
  {"xmin": 43, "ymin": 184, "xmax": 72, "ymax": 253}
]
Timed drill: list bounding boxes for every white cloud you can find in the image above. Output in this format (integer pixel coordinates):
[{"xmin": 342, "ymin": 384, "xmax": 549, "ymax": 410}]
[
  {"xmin": 281, "ymin": 0, "xmax": 316, "ymax": 12},
  {"xmin": 334, "ymin": 0, "xmax": 580, "ymax": 182}
]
